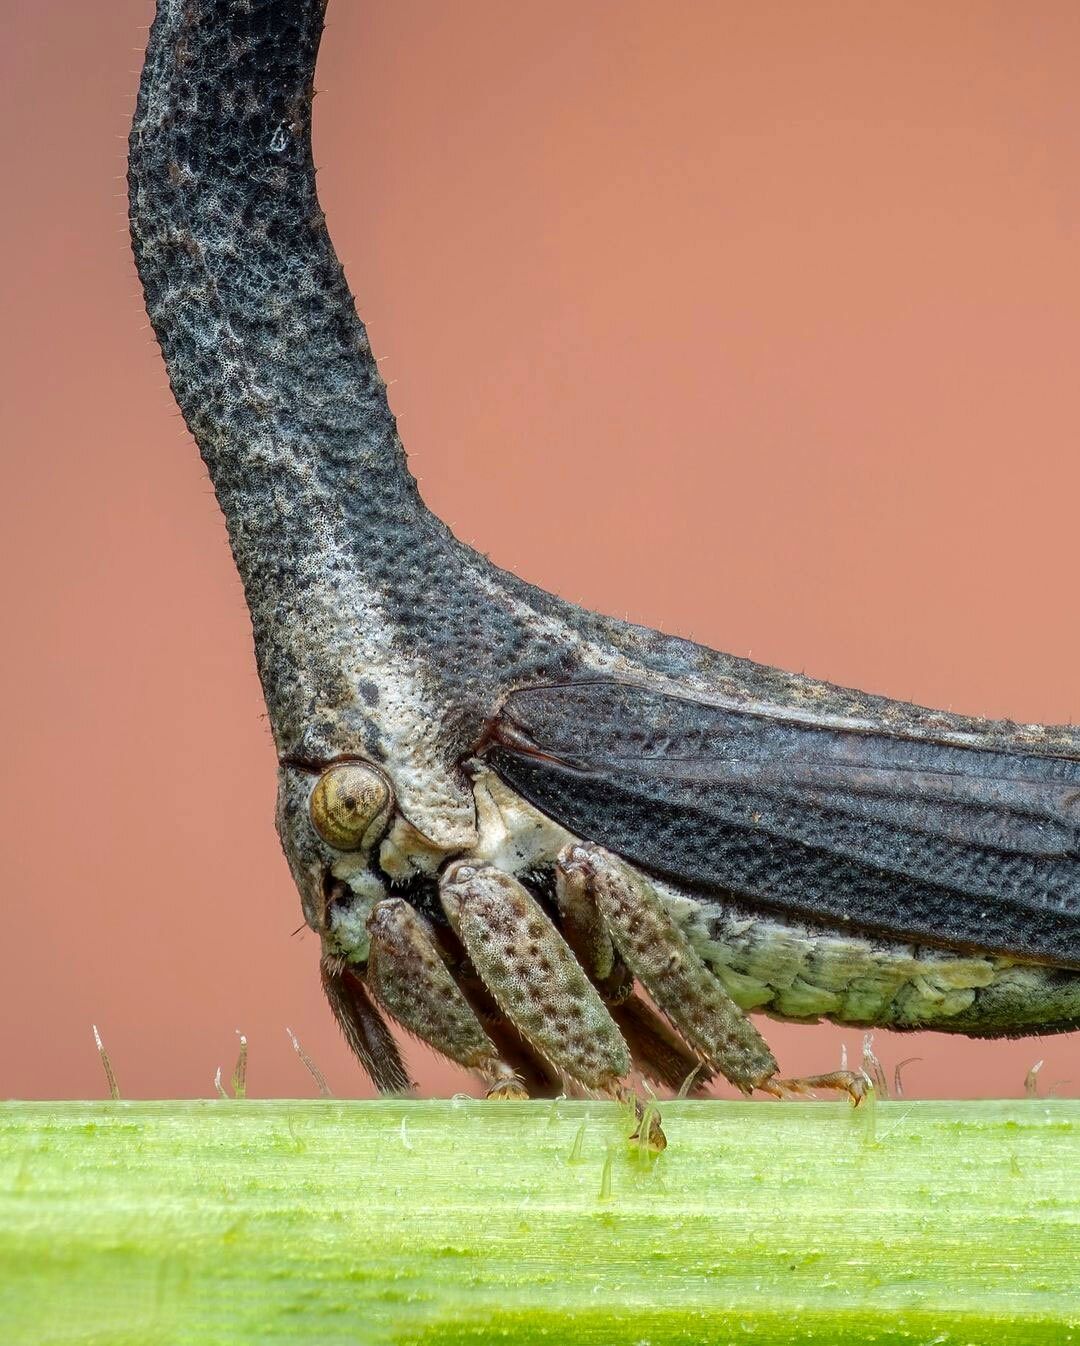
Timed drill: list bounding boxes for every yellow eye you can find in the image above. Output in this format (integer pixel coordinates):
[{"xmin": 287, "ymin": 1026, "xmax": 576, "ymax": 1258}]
[{"xmin": 309, "ymin": 762, "xmax": 392, "ymax": 852}]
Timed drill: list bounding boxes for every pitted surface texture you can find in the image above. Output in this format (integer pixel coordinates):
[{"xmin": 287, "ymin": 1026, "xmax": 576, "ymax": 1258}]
[{"xmin": 131, "ymin": 1, "xmax": 1080, "ymax": 1097}]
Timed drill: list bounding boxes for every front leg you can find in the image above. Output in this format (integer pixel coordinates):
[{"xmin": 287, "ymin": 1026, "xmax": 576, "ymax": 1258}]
[{"xmin": 366, "ymin": 898, "xmax": 526, "ymax": 1099}]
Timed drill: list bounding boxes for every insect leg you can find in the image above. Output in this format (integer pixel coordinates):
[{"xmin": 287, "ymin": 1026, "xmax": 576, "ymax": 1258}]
[
  {"xmin": 366, "ymin": 898, "xmax": 526, "ymax": 1098},
  {"xmin": 440, "ymin": 862, "xmax": 666, "ymax": 1147},
  {"xmin": 555, "ymin": 860, "xmax": 713, "ymax": 1094},
  {"xmin": 759, "ymin": 1070, "xmax": 871, "ymax": 1104},
  {"xmin": 556, "ymin": 844, "xmax": 778, "ymax": 1094},
  {"xmin": 609, "ymin": 997, "xmax": 715, "ymax": 1096},
  {"xmin": 555, "ymin": 860, "xmax": 631, "ymax": 998},
  {"xmin": 439, "ymin": 862, "xmax": 631, "ymax": 1090},
  {"xmin": 451, "ymin": 963, "xmax": 567, "ymax": 1098}
]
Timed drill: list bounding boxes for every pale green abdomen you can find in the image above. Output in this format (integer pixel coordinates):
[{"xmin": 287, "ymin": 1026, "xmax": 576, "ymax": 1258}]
[{"xmin": 671, "ymin": 888, "xmax": 1080, "ymax": 1038}]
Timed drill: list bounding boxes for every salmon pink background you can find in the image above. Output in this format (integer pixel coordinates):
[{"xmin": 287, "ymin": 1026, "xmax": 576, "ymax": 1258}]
[{"xmin": 2, "ymin": 1, "xmax": 1078, "ymax": 1100}]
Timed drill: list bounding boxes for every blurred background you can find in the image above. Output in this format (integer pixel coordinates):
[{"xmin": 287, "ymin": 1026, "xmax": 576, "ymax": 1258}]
[{"xmin": 2, "ymin": 1, "xmax": 1078, "ymax": 1100}]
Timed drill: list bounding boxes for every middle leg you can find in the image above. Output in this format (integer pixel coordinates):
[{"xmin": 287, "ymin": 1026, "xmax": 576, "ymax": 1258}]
[{"xmin": 439, "ymin": 861, "xmax": 666, "ymax": 1148}]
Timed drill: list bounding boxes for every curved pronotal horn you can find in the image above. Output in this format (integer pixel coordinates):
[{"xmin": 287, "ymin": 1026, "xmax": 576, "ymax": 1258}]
[
  {"xmin": 128, "ymin": 1, "xmax": 430, "ymax": 747},
  {"xmin": 129, "ymin": 0, "xmax": 401, "ymax": 494}
]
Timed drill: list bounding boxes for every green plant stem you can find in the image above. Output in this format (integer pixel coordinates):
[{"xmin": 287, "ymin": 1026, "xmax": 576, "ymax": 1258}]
[{"xmin": 1, "ymin": 1098, "xmax": 1077, "ymax": 1344}]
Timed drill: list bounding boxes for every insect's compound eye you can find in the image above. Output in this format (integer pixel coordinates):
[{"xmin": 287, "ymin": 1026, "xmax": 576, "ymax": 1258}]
[{"xmin": 309, "ymin": 762, "xmax": 393, "ymax": 852}]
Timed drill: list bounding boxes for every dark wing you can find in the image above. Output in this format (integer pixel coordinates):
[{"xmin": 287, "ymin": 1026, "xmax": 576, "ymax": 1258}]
[{"xmin": 483, "ymin": 680, "xmax": 1080, "ymax": 968}]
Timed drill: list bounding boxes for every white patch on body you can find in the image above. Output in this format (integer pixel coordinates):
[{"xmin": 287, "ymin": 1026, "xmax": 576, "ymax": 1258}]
[{"xmin": 293, "ymin": 525, "xmax": 478, "ymax": 852}]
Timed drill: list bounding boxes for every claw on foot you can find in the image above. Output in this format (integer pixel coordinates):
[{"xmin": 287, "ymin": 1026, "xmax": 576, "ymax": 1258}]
[
  {"xmin": 619, "ymin": 1087, "xmax": 667, "ymax": 1153},
  {"xmin": 761, "ymin": 1069, "xmax": 871, "ymax": 1105}
]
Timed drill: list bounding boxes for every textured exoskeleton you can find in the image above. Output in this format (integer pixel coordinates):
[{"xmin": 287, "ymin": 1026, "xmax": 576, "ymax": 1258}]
[{"xmin": 129, "ymin": 0, "xmax": 1079, "ymax": 1129}]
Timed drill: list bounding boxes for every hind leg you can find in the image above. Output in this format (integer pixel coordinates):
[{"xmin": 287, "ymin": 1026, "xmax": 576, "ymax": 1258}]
[{"xmin": 557, "ymin": 844, "xmax": 867, "ymax": 1104}]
